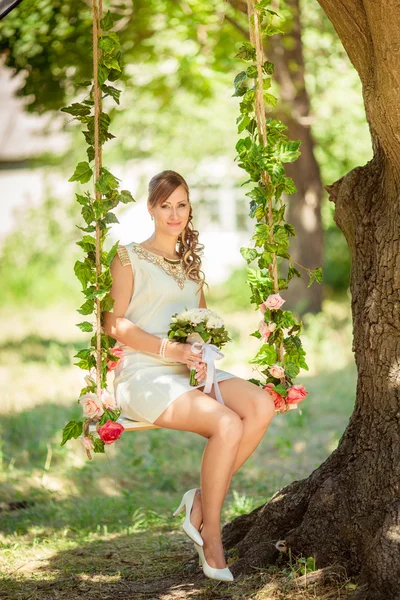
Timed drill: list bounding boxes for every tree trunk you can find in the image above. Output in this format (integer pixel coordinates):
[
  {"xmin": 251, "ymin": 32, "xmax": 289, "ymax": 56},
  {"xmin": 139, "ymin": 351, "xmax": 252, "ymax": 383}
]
[
  {"xmin": 223, "ymin": 2, "xmax": 400, "ymax": 597},
  {"xmin": 270, "ymin": 0, "xmax": 324, "ymax": 315}
]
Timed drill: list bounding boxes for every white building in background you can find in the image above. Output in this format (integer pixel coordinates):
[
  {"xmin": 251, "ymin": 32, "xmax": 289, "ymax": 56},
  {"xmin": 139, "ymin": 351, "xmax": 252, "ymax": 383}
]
[{"xmin": 0, "ymin": 66, "xmax": 253, "ymax": 284}]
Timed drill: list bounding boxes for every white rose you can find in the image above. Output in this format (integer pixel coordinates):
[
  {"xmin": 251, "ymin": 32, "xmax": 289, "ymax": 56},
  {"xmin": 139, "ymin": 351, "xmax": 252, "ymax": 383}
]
[
  {"xmin": 178, "ymin": 310, "xmax": 192, "ymax": 322},
  {"xmin": 269, "ymin": 364, "xmax": 285, "ymax": 378},
  {"xmin": 206, "ymin": 315, "xmax": 224, "ymax": 329}
]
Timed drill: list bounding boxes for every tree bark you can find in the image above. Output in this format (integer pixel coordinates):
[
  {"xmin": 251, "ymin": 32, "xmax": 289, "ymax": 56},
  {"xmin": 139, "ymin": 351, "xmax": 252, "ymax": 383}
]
[{"xmin": 223, "ymin": 2, "xmax": 400, "ymax": 597}]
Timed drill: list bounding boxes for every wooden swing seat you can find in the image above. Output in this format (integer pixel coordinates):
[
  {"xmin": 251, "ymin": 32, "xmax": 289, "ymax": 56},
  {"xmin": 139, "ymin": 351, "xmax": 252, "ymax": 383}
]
[{"xmin": 116, "ymin": 416, "xmax": 160, "ymax": 431}]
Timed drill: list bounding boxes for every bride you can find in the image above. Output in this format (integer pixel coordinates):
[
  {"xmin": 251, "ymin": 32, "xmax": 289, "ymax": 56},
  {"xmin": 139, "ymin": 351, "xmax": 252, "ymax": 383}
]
[{"xmin": 103, "ymin": 169, "xmax": 275, "ymax": 582}]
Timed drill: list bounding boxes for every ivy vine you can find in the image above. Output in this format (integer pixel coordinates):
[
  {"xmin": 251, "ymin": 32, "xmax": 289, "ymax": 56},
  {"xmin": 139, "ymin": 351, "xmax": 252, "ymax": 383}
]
[{"xmin": 236, "ymin": 0, "xmax": 322, "ymax": 409}]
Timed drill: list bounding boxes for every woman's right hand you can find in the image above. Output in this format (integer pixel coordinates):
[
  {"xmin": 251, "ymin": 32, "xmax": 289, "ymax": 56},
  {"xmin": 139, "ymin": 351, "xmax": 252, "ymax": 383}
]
[{"xmin": 166, "ymin": 341, "xmax": 205, "ymax": 373}]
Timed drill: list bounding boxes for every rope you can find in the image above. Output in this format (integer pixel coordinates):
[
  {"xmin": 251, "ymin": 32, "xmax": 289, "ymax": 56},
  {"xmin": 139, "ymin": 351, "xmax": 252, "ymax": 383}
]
[
  {"xmin": 93, "ymin": 0, "xmax": 103, "ymax": 403},
  {"xmin": 247, "ymin": 0, "xmax": 284, "ymax": 364}
]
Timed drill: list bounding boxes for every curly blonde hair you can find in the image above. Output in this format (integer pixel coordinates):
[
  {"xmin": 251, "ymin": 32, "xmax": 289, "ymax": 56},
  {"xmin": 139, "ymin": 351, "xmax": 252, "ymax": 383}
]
[{"xmin": 148, "ymin": 170, "xmax": 208, "ymax": 293}]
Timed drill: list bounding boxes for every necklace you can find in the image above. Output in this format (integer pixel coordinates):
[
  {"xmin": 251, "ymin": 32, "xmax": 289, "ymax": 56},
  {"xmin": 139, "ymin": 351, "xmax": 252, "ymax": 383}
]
[
  {"xmin": 140, "ymin": 241, "xmax": 181, "ymax": 262},
  {"xmin": 133, "ymin": 242, "xmax": 186, "ymax": 289}
]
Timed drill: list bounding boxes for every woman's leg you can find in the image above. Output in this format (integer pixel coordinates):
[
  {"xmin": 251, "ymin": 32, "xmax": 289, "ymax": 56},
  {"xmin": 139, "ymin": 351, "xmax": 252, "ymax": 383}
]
[
  {"xmin": 190, "ymin": 377, "xmax": 276, "ymax": 530},
  {"xmin": 153, "ymin": 388, "xmax": 244, "ymax": 569}
]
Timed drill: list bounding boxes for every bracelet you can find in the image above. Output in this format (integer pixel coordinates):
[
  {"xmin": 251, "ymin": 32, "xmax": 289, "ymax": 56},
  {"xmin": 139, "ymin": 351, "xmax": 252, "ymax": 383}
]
[{"xmin": 159, "ymin": 337, "xmax": 169, "ymax": 358}]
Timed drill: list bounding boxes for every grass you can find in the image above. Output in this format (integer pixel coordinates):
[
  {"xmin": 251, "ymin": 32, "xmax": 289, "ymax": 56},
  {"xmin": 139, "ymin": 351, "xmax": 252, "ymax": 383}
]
[{"xmin": 0, "ymin": 298, "xmax": 358, "ymax": 599}]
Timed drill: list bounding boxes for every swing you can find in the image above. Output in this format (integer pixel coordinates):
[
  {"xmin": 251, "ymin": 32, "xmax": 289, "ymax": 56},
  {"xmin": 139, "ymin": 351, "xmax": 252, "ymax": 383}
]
[
  {"xmin": 102, "ymin": 0, "xmax": 281, "ymax": 433},
  {"xmin": 71, "ymin": 0, "xmax": 308, "ymax": 457}
]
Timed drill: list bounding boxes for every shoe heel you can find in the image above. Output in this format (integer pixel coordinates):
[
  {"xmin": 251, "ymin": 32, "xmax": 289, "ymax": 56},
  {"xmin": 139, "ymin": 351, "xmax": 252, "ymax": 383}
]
[{"xmin": 172, "ymin": 497, "xmax": 185, "ymax": 517}]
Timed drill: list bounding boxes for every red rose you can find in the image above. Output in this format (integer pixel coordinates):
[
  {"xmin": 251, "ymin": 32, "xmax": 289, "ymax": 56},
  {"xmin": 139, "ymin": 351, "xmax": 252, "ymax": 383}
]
[
  {"xmin": 286, "ymin": 384, "xmax": 308, "ymax": 404},
  {"xmin": 98, "ymin": 420, "xmax": 125, "ymax": 445}
]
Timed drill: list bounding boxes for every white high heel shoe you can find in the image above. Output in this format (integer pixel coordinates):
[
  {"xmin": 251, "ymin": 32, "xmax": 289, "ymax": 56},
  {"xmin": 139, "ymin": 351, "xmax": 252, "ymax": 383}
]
[
  {"xmin": 194, "ymin": 541, "xmax": 234, "ymax": 582},
  {"xmin": 172, "ymin": 488, "xmax": 203, "ymax": 546}
]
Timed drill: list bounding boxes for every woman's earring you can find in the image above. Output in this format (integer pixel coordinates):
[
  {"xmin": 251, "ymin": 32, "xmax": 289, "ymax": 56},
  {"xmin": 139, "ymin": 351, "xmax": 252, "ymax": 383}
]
[{"xmin": 150, "ymin": 214, "xmax": 154, "ymax": 220}]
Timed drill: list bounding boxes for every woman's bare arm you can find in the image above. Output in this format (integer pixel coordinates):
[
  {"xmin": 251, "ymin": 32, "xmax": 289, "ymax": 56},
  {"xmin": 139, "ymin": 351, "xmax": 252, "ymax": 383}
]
[
  {"xmin": 103, "ymin": 254, "xmax": 176, "ymax": 356},
  {"xmin": 103, "ymin": 254, "xmax": 200, "ymax": 368}
]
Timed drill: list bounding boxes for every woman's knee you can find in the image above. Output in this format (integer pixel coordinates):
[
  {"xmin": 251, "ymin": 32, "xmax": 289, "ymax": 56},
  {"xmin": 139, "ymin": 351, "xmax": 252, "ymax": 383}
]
[
  {"xmin": 214, "ymin": 410, "xmax": 244, "ymax": 443},
  {"xmin": 248, "ymin": 388, "xmax": 275, "ymax": 427}
]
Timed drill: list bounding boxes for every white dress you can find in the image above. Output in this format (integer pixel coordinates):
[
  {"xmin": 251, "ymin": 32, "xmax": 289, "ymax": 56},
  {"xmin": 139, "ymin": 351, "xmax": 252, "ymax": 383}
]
[{"xmin": 112, "ymin": 241, "xmax": 237, "ymax": 424}]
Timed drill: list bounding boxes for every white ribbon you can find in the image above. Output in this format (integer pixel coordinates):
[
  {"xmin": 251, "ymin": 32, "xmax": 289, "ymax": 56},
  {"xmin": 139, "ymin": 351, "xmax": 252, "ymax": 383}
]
[{"xmin": 190, "ymin": 341, "xmax": 225, "ymax": 405}]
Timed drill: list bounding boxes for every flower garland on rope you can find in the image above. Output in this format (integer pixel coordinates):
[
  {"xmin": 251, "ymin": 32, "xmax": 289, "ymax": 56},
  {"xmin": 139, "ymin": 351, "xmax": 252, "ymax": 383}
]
[
  {"xmin": 60, "ymin": 1, "xmax": 135, "ymax": 460},
  {"xmin": 235, "ymin": 0, "xmax": 322, "ymax": 413}
]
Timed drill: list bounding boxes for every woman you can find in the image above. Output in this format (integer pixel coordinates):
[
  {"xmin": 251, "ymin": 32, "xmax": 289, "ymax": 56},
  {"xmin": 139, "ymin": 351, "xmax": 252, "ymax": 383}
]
[{"xmin": 103, "ymin": 170, "xmax": 275, "ymax": 582}]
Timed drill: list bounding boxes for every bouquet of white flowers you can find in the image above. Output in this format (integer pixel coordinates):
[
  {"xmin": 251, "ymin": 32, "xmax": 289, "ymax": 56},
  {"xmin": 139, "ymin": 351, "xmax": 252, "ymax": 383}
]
[{"xmin": 167, "ymin": 308, "xmax": 231, "ymax": 398}]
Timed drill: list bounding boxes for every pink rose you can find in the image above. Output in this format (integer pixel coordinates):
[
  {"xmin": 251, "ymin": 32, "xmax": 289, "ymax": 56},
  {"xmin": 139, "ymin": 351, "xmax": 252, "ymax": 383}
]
[
  {"xmin": 261, "ymin": 293, "xmax": 286, "ymax": 311},
  {"xmin": 79, "ymin": 393, "xmax": 104, "ymax": 420},
  {"xmin": 258, "ymin": 320, "xmax": 276, "ymax": 341},
  {"xmin": 106, "ymin": 347, "xmax": 124, "ymax": 371},
  {"xmin": 100, "ymin": 388, "xmax": 117, "ymax": 409},
  {"xmin": 80, "ymin": 436, "xmax": 94, "ymax": 451},
  {"xmin": 287, "ymin": 384, "xmax": 308, "ymax": 404},
  {"xmin": 97, "ymin": 420, "xmax": 125, "ymax": 445},
  {"xmin": 263, "ymin": 382, "xmax": 286, "ymax": 410},
  {"xmin": 269, "ymin": 364, "xmax": 285, "ymax": 378}
]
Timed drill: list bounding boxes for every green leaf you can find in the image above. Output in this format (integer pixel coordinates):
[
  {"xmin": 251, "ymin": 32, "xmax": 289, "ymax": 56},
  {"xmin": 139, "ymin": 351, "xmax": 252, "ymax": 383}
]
[
  {"xmin": 277, "ymin": 140, "xmax": 301, "ymax": 163},
  {"xmin": 237, "ymin": 114, "xmax": 251, "ymax": 134},
  {"xmin": 77, "ymin": 298, "xmax": 95, "ymax": 316},
  {"xmin": 61, "ymin": 103, "xmax": 91, "ymax": 117},
  {"xmin": 249, "ymin": 343, "xmax": 277, "ymax": 366},
  {"xmin": 60, "ymin": 420, "xmax": 83, "ymax": 446},
  {"xmin": 263, "ymin": 26, "xmax": 284, "ymax": 37},
  {"xmin": 287, "ymin": 263, "xmax": 301, "ymax": 282},
  {"xmin": 240, "ymin": 247, "xmax": 258, "ymax": 264},
  {"xmin": 246, "ymin": 65, "xmax": 258, "ymax": 79},
  {"xmin": 87, "ymin": 146, "xmax": 95, "ymax": 163},
  {"xmin": 284, "ymin": 361, "xmax": 299, "ymax": 378},
  {"xmin": 103, "ymin": 55, "xmax": 121, "ymax": 71},
  {"xmin": 307, "ymin": 267, "xmax": 323, "ymax": 287},
  {"xmin": 74, "ymin": 260, "xmax": 93, "ymax": 290},
  {"xmin": 119, "ymin": 189, "xmax": 135, "ymax": 204},
  {"xmin": 106, "ymin": 241, "xmax": 119, "ymax": 266},
  {"xmin": 75, "ymin": 193, "xmax": 89, "ymax": 206},
  {"xmin": 235, "ymin": 42, "xmax": 256, "ymax": 62},
  {"xmin": 108, "ymin": 67, "xmax": 122, "ymax": 82},
  {"xmin": 100, "ymin": 293, "xmax": 115, "ymax": 312},
  {"xmin": 100, "ymin": 10, "xmax": 114, "ymax": 31},
  {"xmin": 283, "ymin": 177, "xmax": 297, "ymax": 194},
  {"xmin": 284, "ymin": 223, "xmax": 296, "ymax": 237},
  {"xmin": 69, "ymin": 162, "xmax": 93, "ymax": 184},
  {"xmin": 82, "ymin": 204, "xmax": 95, "ymax": 225},
  {"xmin": 98, "ymin": 65, "xmax": 109, "ymax": 87},
  {"xmin": 76, "ymin": 321, "xmax": 93, "ymax": 332},
  {"xmin": 273, "ymin": 383, "xmax": 288, "ymax": 397},
  {"xmin": 263, "ymin": 92, "xmax": 278, "ymax": 107},
  {"xmin": 266, "ymin": 161, "xmax": 285, "ymax": 184},
  {"xmin": 101, "ymin": 83, "xmax": 121, "ymax": 104},
  {"xmin": 96, "ymin": 168, "xmax": 120, "ymax": 194},
  {"xmin": 103, "ymin": 212, "xmax": 119, "ymax": 224},
  {"xmin": 93, "ymin": 438, "xmax": 105, "ymax": 453},
  {"xmin": 99, "ymin": 34, "xmax": 120, "ymax": 54},
  {"xmin": 263, "ymin": 60, "xmax": 275, "ymax": 75}
]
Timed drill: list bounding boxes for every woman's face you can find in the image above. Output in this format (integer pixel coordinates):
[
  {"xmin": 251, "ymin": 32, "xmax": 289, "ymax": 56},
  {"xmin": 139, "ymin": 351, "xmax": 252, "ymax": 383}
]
[{"xmin": 149, "ymin": 184, "xmax": 190, "ymax": 236}]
